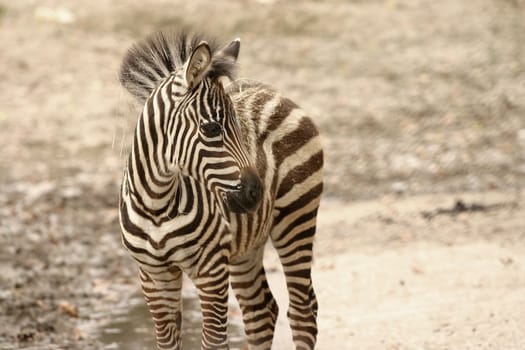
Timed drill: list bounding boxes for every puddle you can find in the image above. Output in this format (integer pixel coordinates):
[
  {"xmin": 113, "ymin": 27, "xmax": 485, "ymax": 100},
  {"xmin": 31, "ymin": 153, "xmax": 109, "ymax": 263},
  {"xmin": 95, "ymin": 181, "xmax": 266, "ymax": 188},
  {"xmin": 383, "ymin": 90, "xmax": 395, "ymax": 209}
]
[{"xmin": 97, "ymin": 293, "xmax": 247, "ymax": 350}]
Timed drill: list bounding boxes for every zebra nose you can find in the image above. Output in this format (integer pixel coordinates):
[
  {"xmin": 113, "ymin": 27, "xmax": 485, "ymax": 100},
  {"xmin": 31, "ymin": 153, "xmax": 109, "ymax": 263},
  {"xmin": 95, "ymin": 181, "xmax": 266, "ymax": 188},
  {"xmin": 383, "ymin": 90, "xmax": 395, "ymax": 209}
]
[
  {"xmin": 230, "ymin": 168, "xmax": 262, "ymax": 213},
  {"xmin": 242, "ymin": 171, "xmax": 263, "ymax": 203},
  {"xmin": 227, "ymin": 168, "xmax": 263, "ymax": 213},
  {"xmin": 240, "ymin": 168, "xmax": 263, "ymax": 202}
]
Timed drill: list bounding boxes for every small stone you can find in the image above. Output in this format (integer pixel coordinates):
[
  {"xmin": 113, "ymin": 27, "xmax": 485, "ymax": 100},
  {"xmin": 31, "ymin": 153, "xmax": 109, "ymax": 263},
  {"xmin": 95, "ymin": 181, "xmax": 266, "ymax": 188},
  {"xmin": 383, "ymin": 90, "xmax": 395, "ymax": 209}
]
[
  {"xmin": 517, "ymin": 129, "xmax": 525, "ymax": 145},
  {"xmin": 61, "ymin": 187, "xmax": 82, "ymax": 199},
  {"xmin": 390, "ymin": 181, "xmax": 408, "ymax": 194},
  {"xmin": 24, "ymin": 181, "xmax": 56, "ymax": 203},
  {"xmin": 34, "ymin": 6, "xmax": 76, "ymax": 24}
]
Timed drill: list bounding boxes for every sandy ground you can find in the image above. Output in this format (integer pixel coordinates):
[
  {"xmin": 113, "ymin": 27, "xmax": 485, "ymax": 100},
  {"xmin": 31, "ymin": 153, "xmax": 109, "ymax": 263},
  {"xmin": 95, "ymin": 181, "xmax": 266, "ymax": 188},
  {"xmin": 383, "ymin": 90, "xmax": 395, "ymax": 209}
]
[
  {"xmin": 310, "ymin": 192, "xmax": 525, "ymax": 350},
  {"xmin": 0, "ymin": 0, "xmax": 524, "ymax": 349}
]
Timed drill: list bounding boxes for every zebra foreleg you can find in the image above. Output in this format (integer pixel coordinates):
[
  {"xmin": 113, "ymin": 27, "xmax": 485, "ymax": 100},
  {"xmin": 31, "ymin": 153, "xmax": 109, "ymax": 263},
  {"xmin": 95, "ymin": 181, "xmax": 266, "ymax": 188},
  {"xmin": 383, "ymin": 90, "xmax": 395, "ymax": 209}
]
[
  {"xmin": 139, "ymin": 266, "xmax": 184, "ymax": 350},
  {"xmin": 194, "ymin": 265, "xmax": 231, "ymax": 350},
  {"xmin": 230, "ymin": 246, "xmax": 279, "ymax": 350}
]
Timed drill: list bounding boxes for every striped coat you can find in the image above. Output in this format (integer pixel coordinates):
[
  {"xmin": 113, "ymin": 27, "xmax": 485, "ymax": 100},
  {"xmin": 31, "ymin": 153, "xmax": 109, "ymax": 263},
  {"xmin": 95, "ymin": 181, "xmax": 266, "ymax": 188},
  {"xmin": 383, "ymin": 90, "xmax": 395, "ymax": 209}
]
[{"xmin": 119, "ymin": 31, "xmax": 323, "ymax": 350}]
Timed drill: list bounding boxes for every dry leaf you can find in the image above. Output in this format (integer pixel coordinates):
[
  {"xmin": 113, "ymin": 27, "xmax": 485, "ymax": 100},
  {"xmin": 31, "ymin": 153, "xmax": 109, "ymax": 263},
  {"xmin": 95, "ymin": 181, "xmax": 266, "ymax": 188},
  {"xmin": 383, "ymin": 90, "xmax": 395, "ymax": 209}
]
[{"xmin": 58, "ymin": 301, "xmax": 78, "ymax": 318}]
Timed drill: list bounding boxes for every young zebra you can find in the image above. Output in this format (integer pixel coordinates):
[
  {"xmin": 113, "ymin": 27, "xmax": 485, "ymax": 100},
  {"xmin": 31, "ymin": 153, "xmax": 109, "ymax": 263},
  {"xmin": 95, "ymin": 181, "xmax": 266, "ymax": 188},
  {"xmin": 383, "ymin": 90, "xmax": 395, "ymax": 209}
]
[{"xmin": 119, "ymin": 30, "xmax": 323, "ymax": 350}]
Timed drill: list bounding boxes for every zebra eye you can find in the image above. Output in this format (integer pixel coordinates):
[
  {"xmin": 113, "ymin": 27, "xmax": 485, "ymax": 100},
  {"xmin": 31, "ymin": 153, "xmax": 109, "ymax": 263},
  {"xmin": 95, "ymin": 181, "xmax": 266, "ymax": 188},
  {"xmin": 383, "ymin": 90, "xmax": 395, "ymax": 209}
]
[{"xmin": 200, "ymin": 122, "xmax": 222, "ymax": 138}]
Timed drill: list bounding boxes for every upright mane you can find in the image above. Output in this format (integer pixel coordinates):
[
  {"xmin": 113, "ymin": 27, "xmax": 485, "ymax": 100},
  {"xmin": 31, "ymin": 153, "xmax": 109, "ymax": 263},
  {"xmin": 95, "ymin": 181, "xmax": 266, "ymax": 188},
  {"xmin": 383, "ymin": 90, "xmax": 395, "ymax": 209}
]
[{"xmin": 119, "ymin": 30, "xmax": 237, "ymax": 103}]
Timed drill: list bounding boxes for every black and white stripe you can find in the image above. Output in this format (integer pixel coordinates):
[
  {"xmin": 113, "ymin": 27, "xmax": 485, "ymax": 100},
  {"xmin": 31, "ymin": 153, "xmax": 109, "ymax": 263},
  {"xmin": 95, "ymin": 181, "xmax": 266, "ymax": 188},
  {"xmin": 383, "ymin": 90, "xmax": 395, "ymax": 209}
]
[{"xmin": 119, "ymin": 31, "xmax": 323, "ymax": 350}]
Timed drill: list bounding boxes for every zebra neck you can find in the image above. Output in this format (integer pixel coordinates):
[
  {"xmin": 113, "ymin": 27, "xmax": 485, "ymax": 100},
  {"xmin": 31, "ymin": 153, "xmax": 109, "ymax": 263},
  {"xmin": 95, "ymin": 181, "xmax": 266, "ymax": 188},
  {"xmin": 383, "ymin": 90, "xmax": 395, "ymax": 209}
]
[
  {"xmin": 126, "ymin": 115, "xmax": 180, "ymax": 216},
  {"xmin": 125, "ymin": 159, "xmax": 179, "ymax": 218}
]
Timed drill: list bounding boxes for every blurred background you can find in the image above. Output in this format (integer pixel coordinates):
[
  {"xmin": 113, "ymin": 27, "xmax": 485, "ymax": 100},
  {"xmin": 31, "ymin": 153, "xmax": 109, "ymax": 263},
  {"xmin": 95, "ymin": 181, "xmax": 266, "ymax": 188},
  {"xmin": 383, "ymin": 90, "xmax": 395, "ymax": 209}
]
[{"xmin": 0, "ymin": 0, "xmax": 524, "ymax": 349}]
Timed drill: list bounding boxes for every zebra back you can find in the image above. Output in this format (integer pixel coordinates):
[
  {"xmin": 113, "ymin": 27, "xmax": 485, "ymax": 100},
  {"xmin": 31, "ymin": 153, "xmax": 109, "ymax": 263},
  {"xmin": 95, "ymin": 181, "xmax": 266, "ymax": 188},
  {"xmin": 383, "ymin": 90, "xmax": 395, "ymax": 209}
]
[{"xmin": 119, "ymin": 30, "xmax": 238, "ymax": 104}]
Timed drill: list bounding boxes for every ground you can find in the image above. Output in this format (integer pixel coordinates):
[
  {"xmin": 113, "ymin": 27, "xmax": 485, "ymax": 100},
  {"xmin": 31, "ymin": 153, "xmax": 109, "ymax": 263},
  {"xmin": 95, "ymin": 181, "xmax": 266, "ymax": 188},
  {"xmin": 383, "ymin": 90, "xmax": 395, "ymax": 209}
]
[{"xmin": 0, "ymin": 0, "xmax": 524, "ymax": 349}]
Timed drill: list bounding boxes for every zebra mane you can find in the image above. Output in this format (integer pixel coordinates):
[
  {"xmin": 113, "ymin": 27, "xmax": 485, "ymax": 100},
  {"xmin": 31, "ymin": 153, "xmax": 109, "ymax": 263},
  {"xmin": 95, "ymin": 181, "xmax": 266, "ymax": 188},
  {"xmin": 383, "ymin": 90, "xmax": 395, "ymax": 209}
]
[{"xmin": 119, "ymin": 30, "xmax": 237, "ymax": 103}]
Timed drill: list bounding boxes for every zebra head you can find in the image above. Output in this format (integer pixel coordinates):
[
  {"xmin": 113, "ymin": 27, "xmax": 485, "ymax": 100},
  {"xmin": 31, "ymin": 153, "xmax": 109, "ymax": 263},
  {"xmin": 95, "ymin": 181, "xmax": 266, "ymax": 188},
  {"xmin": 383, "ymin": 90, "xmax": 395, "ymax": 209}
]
[{"xmin": 165, "ymin": 40, "xmax": 263, "ymax": 213}]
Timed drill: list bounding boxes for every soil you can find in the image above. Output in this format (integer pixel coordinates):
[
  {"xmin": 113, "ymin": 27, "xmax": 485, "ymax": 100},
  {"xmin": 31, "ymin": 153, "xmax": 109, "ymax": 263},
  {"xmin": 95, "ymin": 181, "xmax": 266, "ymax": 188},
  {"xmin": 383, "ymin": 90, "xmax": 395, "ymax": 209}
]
[{"xmin": 1, "ymin": 0, "xmax": 524, "ymax": 349}]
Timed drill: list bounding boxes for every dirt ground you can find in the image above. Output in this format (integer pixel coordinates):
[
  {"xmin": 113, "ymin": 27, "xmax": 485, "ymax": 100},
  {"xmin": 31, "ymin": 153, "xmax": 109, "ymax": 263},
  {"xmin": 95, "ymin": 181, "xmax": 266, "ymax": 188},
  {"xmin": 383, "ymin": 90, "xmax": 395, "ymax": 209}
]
[{"xmin": 1, "ymin": 0, "xmax": 524, "ymax": 349}]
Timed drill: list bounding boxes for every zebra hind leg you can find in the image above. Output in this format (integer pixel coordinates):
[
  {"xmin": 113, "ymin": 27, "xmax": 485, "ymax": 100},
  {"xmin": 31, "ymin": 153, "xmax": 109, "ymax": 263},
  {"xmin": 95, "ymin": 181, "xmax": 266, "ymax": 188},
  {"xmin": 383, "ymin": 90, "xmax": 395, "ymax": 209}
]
[
  {"xmin": 270, "ymin": 193, "xmax": 321, "ymax": 350},
  {"xmin": 230, "ymin": 246, "xmax": 279, "ymax": 349},
  {"xmin": 139, "ymin": 266, "xmax": 184, "ymax": 350}
]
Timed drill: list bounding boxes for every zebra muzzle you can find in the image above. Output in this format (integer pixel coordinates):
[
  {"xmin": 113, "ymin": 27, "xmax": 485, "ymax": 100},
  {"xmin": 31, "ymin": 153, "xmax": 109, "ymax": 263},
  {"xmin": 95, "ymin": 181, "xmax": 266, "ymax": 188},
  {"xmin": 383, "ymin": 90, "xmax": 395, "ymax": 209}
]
[{"xmin": 226, "ymin": 168, "xmax": 263, "ymax": 213}]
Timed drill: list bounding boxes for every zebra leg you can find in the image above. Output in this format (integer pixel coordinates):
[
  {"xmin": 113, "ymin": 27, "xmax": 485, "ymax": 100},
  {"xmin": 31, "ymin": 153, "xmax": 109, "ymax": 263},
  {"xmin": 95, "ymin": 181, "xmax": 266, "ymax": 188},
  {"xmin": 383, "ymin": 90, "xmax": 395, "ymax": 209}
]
[
  {"xmin": 194, "ymin": 265, "xmax": 231, "ymax": 350},
  {"xmin": 139, "ymin": 266, "xmax": 184, "ymax": 350},
  {"xmin": 230, "ymin": 246, "xmax": 279, "ymax": 349},
  {"xmin": 270, "ymin": 198, "xmax": 321, "ymax": 350}
]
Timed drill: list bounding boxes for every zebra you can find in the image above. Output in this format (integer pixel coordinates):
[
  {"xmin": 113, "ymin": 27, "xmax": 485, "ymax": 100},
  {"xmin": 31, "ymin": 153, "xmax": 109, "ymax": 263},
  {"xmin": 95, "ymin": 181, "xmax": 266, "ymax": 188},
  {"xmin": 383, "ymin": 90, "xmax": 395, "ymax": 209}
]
[{"xmin": 118, "ymin": 30, "xmax": 323, "ymax": 350}]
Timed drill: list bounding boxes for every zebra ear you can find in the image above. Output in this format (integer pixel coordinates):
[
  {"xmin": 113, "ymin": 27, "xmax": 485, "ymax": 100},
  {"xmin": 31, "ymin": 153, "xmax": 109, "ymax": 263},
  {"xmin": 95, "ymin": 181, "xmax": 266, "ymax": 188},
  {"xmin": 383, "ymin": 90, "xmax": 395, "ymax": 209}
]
[
  {"xmin": 217, "ymin": 38, "xmax": 240, "ymax": 63},
  {"xmin": 215, "ymin": 39, "xmax": 240, "ymax": 89},
  {"xmin": 184, "ymin": 41, "xmax": 212, "ymax": 90}
]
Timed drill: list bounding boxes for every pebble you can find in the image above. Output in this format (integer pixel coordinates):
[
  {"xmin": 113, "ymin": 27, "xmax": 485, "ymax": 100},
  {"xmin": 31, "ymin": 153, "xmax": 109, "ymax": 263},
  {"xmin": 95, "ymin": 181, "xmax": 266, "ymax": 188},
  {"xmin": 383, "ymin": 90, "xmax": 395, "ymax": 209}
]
[
  {"xmin": 518, "ymin": 129, "xmax": 525, "ymax": 145},
  {"xmin": 390, "ymin": 181, "xmax": 408, "ymax": 194},
  {"xmin": 24, "ymin": 181, "xmax": 56, "ymax": 204}
]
